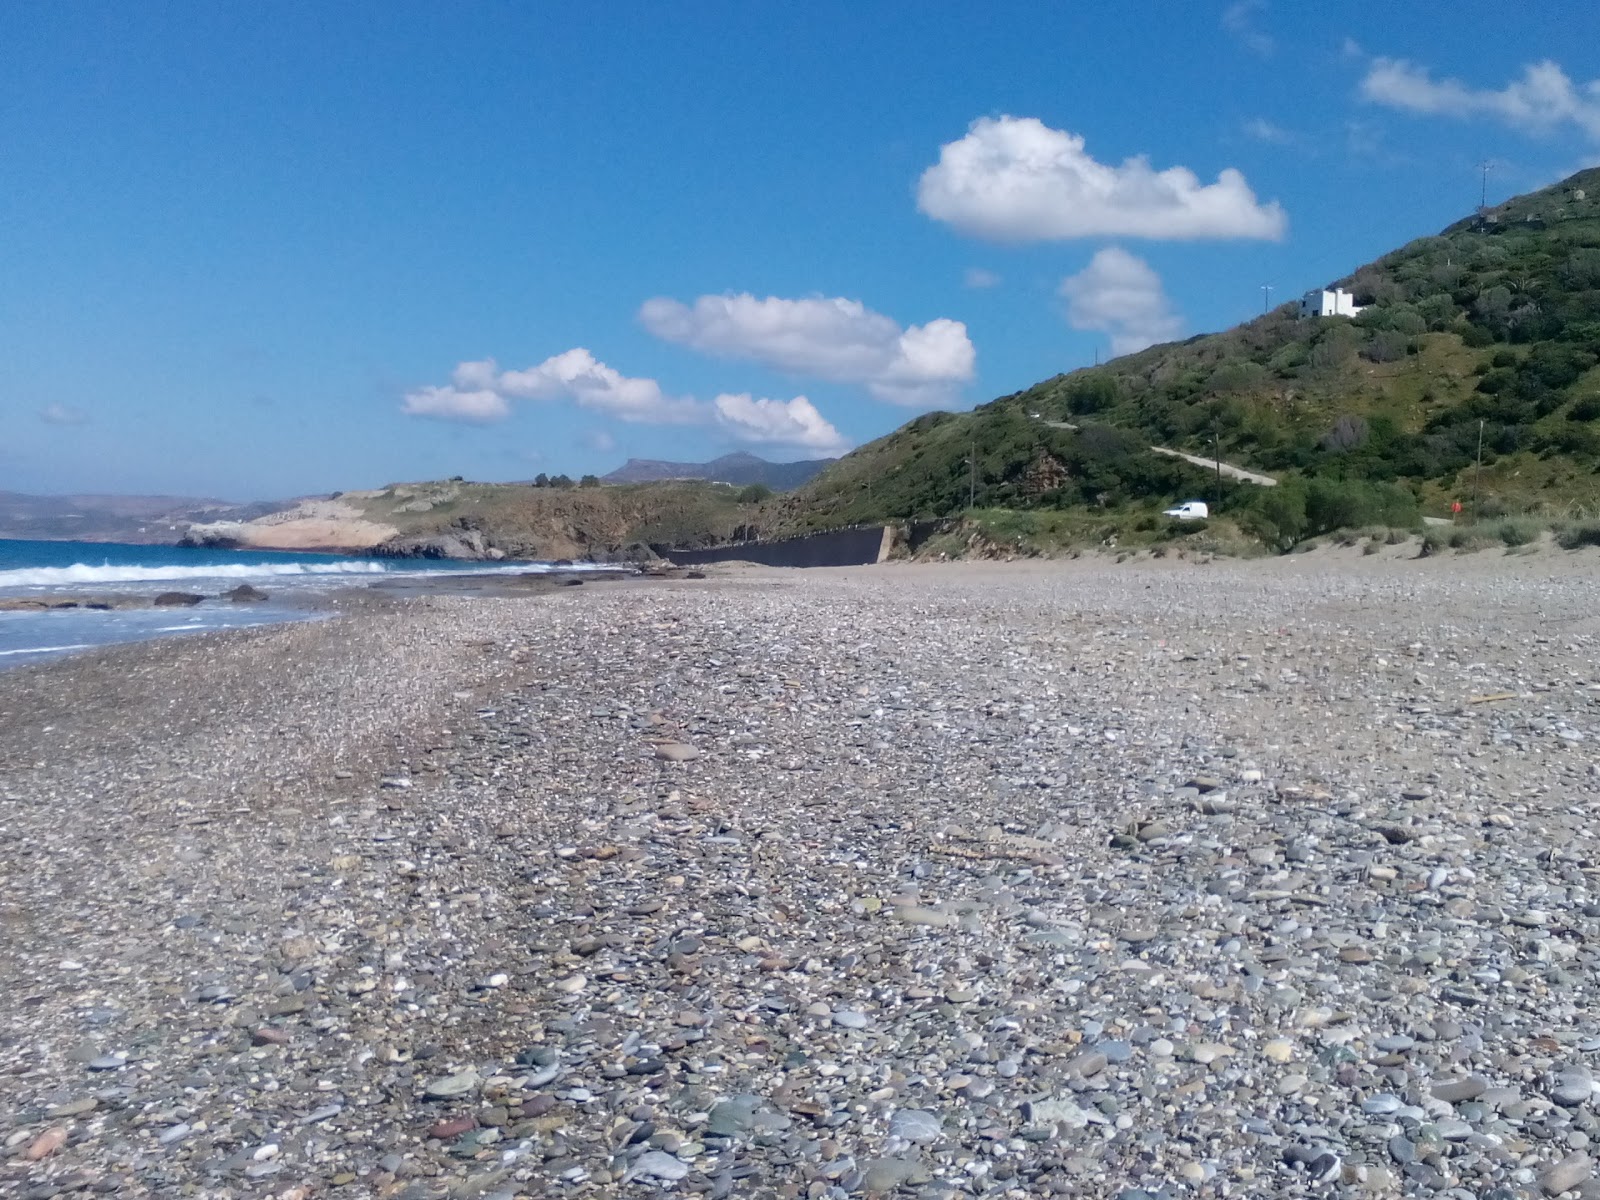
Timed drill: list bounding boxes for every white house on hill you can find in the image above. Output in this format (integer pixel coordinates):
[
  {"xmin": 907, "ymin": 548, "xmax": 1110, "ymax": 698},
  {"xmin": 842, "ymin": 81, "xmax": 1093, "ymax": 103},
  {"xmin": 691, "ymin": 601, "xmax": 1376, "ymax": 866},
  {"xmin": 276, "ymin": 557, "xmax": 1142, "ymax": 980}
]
[{"xmin": 1299, "ymin": 288, "xmax": 1366, "ymax": 319}]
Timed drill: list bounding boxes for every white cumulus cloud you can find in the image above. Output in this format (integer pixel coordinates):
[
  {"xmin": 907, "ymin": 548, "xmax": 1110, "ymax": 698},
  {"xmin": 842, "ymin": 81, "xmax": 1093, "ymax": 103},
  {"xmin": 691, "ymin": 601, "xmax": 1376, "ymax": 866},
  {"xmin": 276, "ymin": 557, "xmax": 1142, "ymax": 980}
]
[
  {"xmin": 1361, "ymin": 58, "xmax": 1600, "ymax": 140},
  {"xmin": 1059, "ymin": 247, "xmax": 1185, "ymax": 357},
  {"xmin": 402, "ymin": 350, "xmax": 849, "ymax": 454},
  {"xmin": 712, "ymin": 394, "xmax": 850, "ymax": 454},
  {"xmin": 400, "ymin": 386, "xmax": 509, "ymax": 423},
  {"xmin": 638, "ymin": 292, "xmax": 975, "ymax": 406},
  {"xmin": 496, "ymin": 348, "xmax": 703, "ymax": 424},
  {"xmin": 916, "ymin": 116, "xmax": 1287, "ymax": 242}
]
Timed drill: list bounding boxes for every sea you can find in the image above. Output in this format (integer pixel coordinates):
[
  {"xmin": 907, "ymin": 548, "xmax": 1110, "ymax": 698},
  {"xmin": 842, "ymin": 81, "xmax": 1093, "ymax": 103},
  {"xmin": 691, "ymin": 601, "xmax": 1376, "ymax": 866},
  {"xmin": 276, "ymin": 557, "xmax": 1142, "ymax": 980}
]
[{"xmin": 0, "ymin": 538, "xmax": 580, "ymax": 668}]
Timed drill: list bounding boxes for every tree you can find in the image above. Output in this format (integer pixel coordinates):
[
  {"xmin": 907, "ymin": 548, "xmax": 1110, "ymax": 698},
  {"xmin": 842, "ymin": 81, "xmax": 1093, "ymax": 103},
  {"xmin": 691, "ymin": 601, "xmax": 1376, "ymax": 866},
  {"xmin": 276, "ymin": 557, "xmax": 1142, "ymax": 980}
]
[
  {"xmin": 533, "ymin": 473, "xmax": 550, "ymax": 487},
  {"xmin": 579, "ymin": 474, "xmax": 600, "ymax": 487},
  {"xmin": 551, "ymin": 474, "xmax": 574, "ymax": 488},
  {"xmin": 737, "ymin": 483, "xmax": 774, "ymax": 503}
]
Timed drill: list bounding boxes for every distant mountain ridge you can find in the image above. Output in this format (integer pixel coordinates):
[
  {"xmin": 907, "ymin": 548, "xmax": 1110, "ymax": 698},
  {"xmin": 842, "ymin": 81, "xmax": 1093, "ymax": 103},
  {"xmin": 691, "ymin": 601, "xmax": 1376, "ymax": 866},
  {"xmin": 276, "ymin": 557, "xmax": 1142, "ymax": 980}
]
[
  {"xmin": 603, "ymin": 451, "xmax": 833, "ymax": 490},
  {"xmin": 0, "ymin": 491, "xmax": 289, "ymax": 544}
]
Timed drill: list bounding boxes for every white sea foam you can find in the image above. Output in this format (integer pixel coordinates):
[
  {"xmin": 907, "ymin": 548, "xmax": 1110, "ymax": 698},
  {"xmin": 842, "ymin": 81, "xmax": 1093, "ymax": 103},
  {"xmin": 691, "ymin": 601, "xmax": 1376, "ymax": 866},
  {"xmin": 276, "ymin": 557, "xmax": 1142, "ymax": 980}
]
[
  {"xmin": 0, "ymin": 643, "xmax": 96, "ymax": 657},
  {"xmin": 0, "ymin": 560, "xmax": 391, "ymax": 588}
]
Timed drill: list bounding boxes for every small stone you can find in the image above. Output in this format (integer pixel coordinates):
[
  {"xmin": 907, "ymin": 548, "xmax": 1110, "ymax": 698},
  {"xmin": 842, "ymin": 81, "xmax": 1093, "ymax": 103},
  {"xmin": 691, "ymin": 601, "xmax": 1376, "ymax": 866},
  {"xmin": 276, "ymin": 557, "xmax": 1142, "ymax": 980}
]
[
  {"xmin": 423, "ymin": 1069, "xmax": 480, "ymax": 1099},
  {"xmin": 860, "ymin": 1158, "xmax": 924, "ymax": 1192},
  {"xmin": 252, "ymin": 1028, "xmax": 291, "ymax": 1046},
  {"xmin": 833, "ymin": 1010, "xmax": 870, "ymax": 1030},
  {"xmin": 1556, "ymin": 1083, "xmax": 1594, "ymax": 1107},
  {"xmin": 46, "ymin": 1099, "xmax": 97, "ymax": 1119},
  {"xmin": 1543, "ymin": 1153, "xmax": 1594, "ymax": 1196},
  {"xmin": 1263, "ymin": 1039, "xmax": 1294, "ymax": 1063},
  {"xmin": 889, "ymin": 1110, "xmax": 942, "ymax": 1144},
  {"xmin": 1432, "ymin": 1075, "xmax": 1489, "ymax": 1103},
  {"xmin": 428, "ymin": 1116, "xmax": 478, "ymax": 1139},
  {"xmin": 632, "ymin": 1151, "xmax": 689, "ymax": 1182},
  {"xmin": 892, "ymin": 906, "xmax": 957, "ymax": 927},
  {"xmin": 553, "ymin": 974, "xmax": 587, "ymax": 994},
  {"xmin": 23, "ymin": 1128, "xmax": 67, "ymax": 1161},
  {"xmin": 654, "ymin": 743, "xmax": 701, "ymax": 762},
  {"xmin": 1024, "ymin": 1098, "xmax": 1094, "ymax": 1129}
]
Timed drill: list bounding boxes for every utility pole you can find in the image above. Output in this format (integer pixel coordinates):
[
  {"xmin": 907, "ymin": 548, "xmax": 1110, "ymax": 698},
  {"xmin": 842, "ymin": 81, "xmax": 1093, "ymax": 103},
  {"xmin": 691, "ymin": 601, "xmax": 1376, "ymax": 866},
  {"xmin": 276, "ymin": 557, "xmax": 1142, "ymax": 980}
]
[
  {"xmin": 1213, "ymin": 429, "xmax": 1223, "ymax": 508},
  {"xmin": 1473, "ymin": 418, "xmax": 1485, "ymax": 520}
]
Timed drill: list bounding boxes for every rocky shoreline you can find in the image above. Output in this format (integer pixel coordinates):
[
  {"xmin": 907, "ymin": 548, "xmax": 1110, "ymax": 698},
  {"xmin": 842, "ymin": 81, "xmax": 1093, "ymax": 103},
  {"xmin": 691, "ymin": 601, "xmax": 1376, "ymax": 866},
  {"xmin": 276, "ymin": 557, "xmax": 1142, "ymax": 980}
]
[
  {"xmin": 0, "ymin": 584, "xmax": 274, "ymax": 612},
  {"xmin": 4, "ymin": 555, "xmax": 1600, "ymax": 1198}
]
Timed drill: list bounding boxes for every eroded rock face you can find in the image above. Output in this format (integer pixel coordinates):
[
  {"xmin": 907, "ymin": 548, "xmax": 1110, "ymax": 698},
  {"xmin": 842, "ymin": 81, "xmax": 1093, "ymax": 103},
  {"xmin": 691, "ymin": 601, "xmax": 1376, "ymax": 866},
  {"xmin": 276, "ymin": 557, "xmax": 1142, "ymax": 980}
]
[
  {"xmin": 374, "ymin": 529, "xmax": 492, "ymax": 560},
  {"xmin": 222, "ymin": 584, "xmax": 269, "ymax": 603}
]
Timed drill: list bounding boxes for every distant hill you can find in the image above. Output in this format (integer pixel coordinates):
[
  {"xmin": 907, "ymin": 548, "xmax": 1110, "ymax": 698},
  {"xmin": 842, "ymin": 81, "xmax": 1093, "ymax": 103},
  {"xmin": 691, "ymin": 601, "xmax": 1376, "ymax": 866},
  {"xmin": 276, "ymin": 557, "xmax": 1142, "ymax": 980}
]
[
  {"xmin": 0, "ymin": 491, "xmax": 281, "ymax": 543},
  {"xmin": 777, "ymin": 167, "xmax": 1600, "ymax": 549},
  {"xmin": 604, "ymin": 451, "xmax": 833, "ymax": 490}
]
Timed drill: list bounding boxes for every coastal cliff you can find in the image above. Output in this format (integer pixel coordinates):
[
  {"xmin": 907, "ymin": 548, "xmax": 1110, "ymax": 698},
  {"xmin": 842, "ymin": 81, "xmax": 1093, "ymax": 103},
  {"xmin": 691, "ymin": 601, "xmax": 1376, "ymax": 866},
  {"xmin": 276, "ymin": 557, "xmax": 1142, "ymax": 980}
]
[{"xmin": 180, "ymin": 479, "xmax": 765, "ymax": 562}]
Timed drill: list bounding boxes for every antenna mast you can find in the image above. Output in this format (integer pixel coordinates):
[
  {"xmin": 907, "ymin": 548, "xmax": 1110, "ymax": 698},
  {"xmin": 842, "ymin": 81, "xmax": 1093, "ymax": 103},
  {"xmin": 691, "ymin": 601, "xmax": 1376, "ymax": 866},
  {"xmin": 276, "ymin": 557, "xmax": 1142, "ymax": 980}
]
[
  {"xmin": 1479, "ymin": 159, "xmax": 1493, "ymax": 209},
  {"xmin": 1261, "ymin": 283, "xmax": 1273, "ymax": 314}
]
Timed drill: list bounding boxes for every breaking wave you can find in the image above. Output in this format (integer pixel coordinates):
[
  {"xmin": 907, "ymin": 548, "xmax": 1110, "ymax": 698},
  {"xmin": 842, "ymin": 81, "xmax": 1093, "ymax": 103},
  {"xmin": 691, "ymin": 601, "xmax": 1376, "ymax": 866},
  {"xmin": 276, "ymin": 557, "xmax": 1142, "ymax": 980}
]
[{"xmin": 0, "ymin": 560, "xmax": 392, "ymax": 588}]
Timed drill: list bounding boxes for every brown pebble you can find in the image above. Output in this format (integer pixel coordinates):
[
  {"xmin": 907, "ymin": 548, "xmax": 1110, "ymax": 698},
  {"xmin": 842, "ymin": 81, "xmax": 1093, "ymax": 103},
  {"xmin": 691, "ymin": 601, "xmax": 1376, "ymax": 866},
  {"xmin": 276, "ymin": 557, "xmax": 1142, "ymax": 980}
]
[
  {"xmin": 427, "ymin": 1115, "xmax": 478, "ymax": 1139},
  {"xmin": 24, "ymin": 1127, "xmax": 68, "ymax": 1161},
  {"xmin": 252, "ymin": 1028, "xmax": 292, "ymax": 1046}
]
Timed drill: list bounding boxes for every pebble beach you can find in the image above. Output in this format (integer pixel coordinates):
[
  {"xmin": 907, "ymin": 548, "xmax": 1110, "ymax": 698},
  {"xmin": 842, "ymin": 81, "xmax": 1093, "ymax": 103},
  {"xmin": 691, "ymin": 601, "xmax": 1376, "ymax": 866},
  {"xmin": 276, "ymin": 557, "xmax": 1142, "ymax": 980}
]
[{"xmin": 5, "ymin": 551, "xmax": 1600, "ymax": 1199}]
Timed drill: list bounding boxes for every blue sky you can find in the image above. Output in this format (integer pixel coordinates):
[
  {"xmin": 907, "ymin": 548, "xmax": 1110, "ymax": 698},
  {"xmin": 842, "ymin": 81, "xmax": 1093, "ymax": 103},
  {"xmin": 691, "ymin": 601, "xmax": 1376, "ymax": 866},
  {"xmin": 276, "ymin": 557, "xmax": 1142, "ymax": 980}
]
[{"xmin": 4, "ymin": 2, "xmax": 1599, "ymax": 499}]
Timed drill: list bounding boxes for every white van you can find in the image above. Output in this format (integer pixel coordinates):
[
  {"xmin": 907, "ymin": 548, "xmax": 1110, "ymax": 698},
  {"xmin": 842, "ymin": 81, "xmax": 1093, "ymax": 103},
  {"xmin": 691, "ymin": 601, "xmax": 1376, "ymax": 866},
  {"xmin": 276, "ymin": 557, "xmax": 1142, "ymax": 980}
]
[{"xmin": 1162, "ymin": 500, "xmax": 1209, "ymax": 521}]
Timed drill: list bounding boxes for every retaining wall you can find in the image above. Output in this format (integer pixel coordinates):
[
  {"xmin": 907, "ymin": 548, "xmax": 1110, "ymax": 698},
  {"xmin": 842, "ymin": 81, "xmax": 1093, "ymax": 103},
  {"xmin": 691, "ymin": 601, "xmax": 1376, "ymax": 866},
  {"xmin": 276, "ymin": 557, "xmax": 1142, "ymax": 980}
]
[{"xmin": 657, "ymin": 525, "xmax": 890, "ymax": 569}]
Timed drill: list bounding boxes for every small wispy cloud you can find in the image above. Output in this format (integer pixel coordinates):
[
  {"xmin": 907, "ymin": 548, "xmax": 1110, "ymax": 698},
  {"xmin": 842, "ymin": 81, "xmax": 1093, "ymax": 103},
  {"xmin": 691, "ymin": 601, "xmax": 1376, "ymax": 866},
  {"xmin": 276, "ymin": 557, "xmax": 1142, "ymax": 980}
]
[
  {"xmin": 1222, "ymin": 0, "xmax": 1273, "ymax": 57},
  {"xmin": 640, "ymin": 292, "xmax": 975, "ymax": 407},
  {"xmin": 403, "ymin": 350, "xmax": 852, "ymax": 454},
  {"xmin": 39, "ymin": 403, "xmax": 89, "ymax": 426},
  {"xmin": 1360, "ymin": 57, "xmax": 1600, "ymax": 141},
  {"xmin": 1243, "ymin": 117, "xmax": 1296, "ymax": 145},
  {"xmin": 581, "ymin": 429, "xmax": 617, "ymax": 453},
  {"xmin": 963, "ymin": 267, "xmax": 1001, "ymax": 289}
]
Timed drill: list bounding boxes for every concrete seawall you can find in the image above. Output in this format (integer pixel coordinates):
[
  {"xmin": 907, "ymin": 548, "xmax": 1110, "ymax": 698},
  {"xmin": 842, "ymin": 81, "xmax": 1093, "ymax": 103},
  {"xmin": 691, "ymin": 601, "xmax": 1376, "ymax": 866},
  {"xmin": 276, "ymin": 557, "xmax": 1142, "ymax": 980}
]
[{"xmin": 657, "ymin": 525, "xmax": 891, "ymax": 569}]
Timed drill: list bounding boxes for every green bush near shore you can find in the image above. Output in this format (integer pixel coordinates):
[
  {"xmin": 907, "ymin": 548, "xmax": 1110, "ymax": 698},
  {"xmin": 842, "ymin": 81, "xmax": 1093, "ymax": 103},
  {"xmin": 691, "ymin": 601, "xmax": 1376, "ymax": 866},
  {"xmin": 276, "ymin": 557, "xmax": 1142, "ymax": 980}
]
[
  {"xmin": 1495, "ymin": 518, "xmax": 1543, "ymax": 546},
  {"xmin": 1557, "ymin": 520, "xmax": 1600, "ymax": 549}
]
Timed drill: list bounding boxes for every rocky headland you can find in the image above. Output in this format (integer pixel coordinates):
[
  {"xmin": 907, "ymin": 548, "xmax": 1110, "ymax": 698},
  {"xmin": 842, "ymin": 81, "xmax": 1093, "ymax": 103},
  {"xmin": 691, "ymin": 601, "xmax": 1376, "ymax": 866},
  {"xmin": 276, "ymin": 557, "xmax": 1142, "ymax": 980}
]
[{"xmin": 4, "ymin": 555, "xmax": 1600, "ymax": 1198}]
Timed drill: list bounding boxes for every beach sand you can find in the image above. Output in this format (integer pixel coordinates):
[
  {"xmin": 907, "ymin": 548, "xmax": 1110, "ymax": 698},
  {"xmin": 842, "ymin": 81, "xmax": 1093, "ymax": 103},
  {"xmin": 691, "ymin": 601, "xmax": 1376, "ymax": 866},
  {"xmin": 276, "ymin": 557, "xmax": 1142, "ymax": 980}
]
[{"xmin": 4, "ymin": 551, "xmax": 1600, "ymax": 1197}]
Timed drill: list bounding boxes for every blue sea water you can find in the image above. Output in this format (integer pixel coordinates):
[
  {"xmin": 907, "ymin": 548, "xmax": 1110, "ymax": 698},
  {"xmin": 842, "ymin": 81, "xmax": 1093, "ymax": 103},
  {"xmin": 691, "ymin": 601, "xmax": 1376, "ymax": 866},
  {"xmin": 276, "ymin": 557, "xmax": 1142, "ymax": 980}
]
[{"xmin": 0, "ymin": 538, "xmax": 570, "ymax": 667}]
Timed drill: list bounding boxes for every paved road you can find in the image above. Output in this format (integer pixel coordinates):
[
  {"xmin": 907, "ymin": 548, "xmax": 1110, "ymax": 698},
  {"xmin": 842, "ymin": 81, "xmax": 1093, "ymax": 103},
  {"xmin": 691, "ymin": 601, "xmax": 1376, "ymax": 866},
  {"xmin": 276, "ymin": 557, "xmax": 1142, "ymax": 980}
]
[
  {"xmin": 1149, "ymin": 446, "xmax": 1278, "ymax": 487},
  {"xmin": 1028, "ymin": 414, "xmax": 1278, "ymax": 487}
]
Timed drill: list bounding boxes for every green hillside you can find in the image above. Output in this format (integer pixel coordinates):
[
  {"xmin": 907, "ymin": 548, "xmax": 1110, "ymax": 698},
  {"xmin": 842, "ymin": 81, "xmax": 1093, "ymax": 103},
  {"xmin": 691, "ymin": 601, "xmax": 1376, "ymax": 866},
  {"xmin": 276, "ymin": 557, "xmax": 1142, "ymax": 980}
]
[{"xmin": 777, "ymin": 167, "xmax": 1600, "ymax": 550}]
